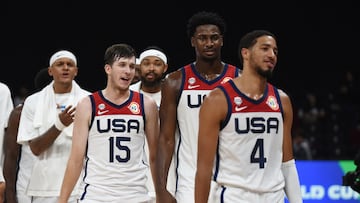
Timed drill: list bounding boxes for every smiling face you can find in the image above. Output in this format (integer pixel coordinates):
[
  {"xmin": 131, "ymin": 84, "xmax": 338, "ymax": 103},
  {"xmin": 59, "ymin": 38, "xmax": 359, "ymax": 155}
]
[
  {"xmin": 243, "ymin": 35, "xmax": 278, "ymax": 79},
  {"xmin": 105, "ymin": 56, "xmax": 136, "ymax": 90}
]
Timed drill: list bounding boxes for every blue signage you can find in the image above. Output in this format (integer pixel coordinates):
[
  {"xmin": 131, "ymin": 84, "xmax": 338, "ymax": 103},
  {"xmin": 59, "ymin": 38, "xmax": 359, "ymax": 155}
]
[{"xmin": 285, "ymin": 160, "xmax": 359, "ymax": 202}]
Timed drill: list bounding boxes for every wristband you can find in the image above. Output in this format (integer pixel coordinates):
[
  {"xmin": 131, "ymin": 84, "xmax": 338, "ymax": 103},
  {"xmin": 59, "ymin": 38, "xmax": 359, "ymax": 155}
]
[
  {"xmin": 282, "ymin": 159, "xmax": 303, "ymax": 203},
  {"xmin": 54, "ymin": 114, "xmax": 66, "ymax": 131}
]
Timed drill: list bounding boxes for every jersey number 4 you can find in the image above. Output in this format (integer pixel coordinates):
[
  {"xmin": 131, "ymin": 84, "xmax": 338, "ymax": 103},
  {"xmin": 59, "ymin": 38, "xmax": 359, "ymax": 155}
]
[{"xmin": 250, "ymin": 138, "xmax": 267, "ymax": 168}]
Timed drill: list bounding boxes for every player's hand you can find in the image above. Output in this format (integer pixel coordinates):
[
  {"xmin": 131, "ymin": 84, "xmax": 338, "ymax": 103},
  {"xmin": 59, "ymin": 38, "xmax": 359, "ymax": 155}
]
[{"xmin": 59, "ymin": 105, "xmax": 76, "ymax": 127}]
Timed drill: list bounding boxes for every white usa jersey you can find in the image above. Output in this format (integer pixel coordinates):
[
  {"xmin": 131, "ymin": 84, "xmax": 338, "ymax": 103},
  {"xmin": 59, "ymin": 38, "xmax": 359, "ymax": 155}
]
[
  {"xmin": 175, "ymin": 63, "xmax": 239, "ymax": 201},
  {"xmin": 79, "ymin": 90, "xmax": 151, "ymax": 203},
  {"xmin": 215, "ymin": 80, "xmax": 285, "ymax": 193}
]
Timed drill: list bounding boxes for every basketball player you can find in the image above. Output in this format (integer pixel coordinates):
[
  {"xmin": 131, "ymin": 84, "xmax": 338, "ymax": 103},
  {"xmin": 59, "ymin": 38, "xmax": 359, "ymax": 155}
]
[
  {"xmin": 58, "ymin": 43, "xmax": 159, "ymax": 203},
  {"xmin": 195, "ymin": 30, "xmax": 302, "ymax": 203}
]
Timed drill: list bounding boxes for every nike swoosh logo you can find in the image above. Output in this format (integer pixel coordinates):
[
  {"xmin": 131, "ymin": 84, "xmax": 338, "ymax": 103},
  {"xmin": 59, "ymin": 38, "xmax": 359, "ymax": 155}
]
[
  {"xmin": 235, "ymin": 106, "xmax": 247, "ymax": 111},
  {"xmin": 97, "ymin": 110, "xmax": 109, "ymax": 115},
  {"xmin": 188, "ymin": 85, "xmax": 200, "ymax": 89}
]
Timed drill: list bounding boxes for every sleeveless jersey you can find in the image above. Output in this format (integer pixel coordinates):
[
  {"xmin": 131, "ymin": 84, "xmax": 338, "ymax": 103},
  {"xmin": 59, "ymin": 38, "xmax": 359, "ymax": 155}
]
[
  {"xmin": 214, "ymin": 80, "xmax": 285, "ymax": 193},
  {"xmin": 175, "ymin": 63, "xmax": 239, "ymax": 199},
  {"xmin": 79, "ymin": 90, "xmax": 151, "ymax": 203}
]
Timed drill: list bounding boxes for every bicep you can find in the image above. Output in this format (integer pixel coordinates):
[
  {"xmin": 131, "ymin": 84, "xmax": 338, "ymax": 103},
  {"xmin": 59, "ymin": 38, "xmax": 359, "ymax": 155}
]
[
  {"xmin": 280, "ymin": 91, "xmax": 295, "ymax": 161},
  {"xmin": 159, "ymin": 75, "xmax": 180, "ymax": 141},
  {"xmin": 17, "ymin": 102, "xmax": 36, "ymax": 143},
  {"xmin": 145, "ymin": 98, "xmax": 159, "ymax": 149},
  {"xmin": 198, "ymin": 90, "xmax": 227, "ymax": 167},
  {"xmin": 71, "ymin": 97, "xmax": 91, "ymax": 160},
  {"xmin": 4, "ymin": 109, "xmax": 21, "ymax": 151}
]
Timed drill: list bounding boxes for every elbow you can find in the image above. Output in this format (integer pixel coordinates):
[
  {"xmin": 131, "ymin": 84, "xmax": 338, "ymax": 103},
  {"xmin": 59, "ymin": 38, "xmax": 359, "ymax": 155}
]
[
  {"xmin": 30, "ymin": 149, "xmax": 41, "ymax": 156},
  {"xmin": 29, "ymin": 142, "xmax": 42, "ymax": 156}
]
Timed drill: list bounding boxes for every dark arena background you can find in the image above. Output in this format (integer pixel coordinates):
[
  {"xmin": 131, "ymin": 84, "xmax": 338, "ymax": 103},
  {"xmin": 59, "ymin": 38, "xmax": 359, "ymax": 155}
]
[
  {"xmin": 4, "ymin": 0, "xmax": 359, "ymax": 157},
  {"xmin": 3, "ymin": 1, "xmax": 360, "ymax": 201}
]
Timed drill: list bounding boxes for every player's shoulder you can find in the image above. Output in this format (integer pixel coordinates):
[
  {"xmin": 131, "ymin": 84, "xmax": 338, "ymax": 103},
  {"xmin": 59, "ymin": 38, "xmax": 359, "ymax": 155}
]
[
  {"xmin": 207, "ymin": 87, "xmax": 227, "ymax": 102},
  {"xmin": 142, "ymin": 93, "xmax": 157, "ymax": 106},
  {"xmin": 9, "ymin": 104, "xmax": 23, "ymax": 119},
  {"xmin": 0, "ymin": 82, "xmax": 10, "ymax": 88},
  {"xmin": 78, "ymin": 92, "xmax": 92, "ymax": 105},
  {"xmin": 0, "ymin": 82, "xmax": 11, "ymax": 94},
  {"xmin": 23, "ymin": 91, "xmax": 41, "ymax": 104},
  {"xmin": 274, "ymin": 86, "xmax": 290, "ymax": 100},
  {"xmin": 162, "ymin": 68, "xmax": 183, "ymax": 91},
  {"xmin": 80, "ymin": 88, "xmax": 92, "ymax": 96},
  {"xmin": 165, "ymin": 67, "xmax": 183, "ymax": 80}
]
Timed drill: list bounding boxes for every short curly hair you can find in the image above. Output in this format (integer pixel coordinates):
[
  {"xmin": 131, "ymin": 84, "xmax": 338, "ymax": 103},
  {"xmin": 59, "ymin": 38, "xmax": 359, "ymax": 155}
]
[{"xmin": 186, "ymin": 11, "xmax": 226, "ymax": 38}]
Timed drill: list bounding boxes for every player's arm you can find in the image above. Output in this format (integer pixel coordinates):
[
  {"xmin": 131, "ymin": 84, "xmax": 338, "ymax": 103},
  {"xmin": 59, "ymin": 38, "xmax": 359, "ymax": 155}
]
[
  {"xmin": 143, "ymin": 95, "xmax": 160, "ymax": 189},
  {"xmin": 58, "ymin": 96, "xmax": 91, "ymax": 203},
  {"xmin": 156, "ymin": 70, "xmax": 181, "ymax": 201},
  {"xmin": 29, "ymin": 105, "xmax": 76, "ymax": 156},
  {"xmin": 3, "ymin": 105, "xmax": 22, "ymax": 203},
  {"xmin": 279, "ymin": 90, "xmax": 303, "ymax": 203},
  {"xmin": 195, "ymin": 88, "xmax": 227, "ymax": 203}
]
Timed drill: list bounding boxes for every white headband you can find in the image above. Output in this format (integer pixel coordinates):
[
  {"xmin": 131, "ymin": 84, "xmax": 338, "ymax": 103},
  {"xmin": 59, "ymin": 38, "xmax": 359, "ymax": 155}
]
[
  {"xmin": 49, "ymin": 50, "xmax": 77, "ymax": 66},
  {"xmin": 139, "ymin": 49, "xmax": 167, "ymax": 64}
]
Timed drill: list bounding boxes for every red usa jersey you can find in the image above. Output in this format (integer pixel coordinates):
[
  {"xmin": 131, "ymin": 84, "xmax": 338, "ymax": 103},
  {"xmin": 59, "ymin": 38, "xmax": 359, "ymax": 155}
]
[
  {"xmin": 182, "ymin": 63, "xmax": 238, "ymax": 91},
  {"xmin": 79, "ymin": 90, "xmax": 151, "ymax": 202},
  {"xmin": 214, "ymin": 80, "xmax": 285, "ymax": 193},
  {"xmin": 92, "ymin": 91, "xmax": 144, "ymax": 117}
]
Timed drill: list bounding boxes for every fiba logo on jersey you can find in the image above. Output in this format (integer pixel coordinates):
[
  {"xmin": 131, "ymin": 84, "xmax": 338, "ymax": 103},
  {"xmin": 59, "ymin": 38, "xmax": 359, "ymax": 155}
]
[
  {"xmin": 128, "ymin": 102, "xmax": 140, "ymax": 114},
  {"xmin": 266, "ymin": 96, "xmax": 279, "ymax": 110}
]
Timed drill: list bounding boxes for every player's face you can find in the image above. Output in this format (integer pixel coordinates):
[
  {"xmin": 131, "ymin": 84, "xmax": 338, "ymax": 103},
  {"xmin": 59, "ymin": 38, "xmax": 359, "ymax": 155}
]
[
  {"xmin": 139, "ymin": 56, "xmax": 167, "ymax": 86},
  {"xmin": 107, "ymin": 57, "xmax": 136, "ymax": 89},
  {"xmin": 250, "ymin": 35, "xmax": 278, "ymax": 79},
  {"xmin": 131, "ymin": 64, "xmax": 141, "ymax": 84},
  {"xmin": 191, "ymin": 24, "xmax": 223, "ymax": 61},
  {"xmin": 49, "ymin": 58, "xmax": 78, "ymax": 84}
]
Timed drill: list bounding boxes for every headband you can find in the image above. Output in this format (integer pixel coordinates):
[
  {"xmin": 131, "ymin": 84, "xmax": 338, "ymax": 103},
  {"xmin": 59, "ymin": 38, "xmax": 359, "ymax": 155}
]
[
  {"xmin": 136, "ymin": 58, "xmax": 140, "ymax": 65},
  {"xmin": 139, "ymin": 49, "xmax": 167, "ymax": 64},
  {"xmin": 49, "ymin": 50, "xmax": 77, "ymax": 66}
]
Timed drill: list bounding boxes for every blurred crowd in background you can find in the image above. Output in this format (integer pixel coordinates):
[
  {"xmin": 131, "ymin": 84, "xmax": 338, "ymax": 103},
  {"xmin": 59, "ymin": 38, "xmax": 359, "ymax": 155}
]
[{"xmin": 292, "ymin": 70, "xmax": 359, "ymax": 160}]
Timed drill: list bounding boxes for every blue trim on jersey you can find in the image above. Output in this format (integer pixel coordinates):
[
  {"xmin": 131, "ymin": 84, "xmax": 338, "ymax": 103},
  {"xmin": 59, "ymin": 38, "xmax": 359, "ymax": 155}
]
[
  {"xmin": 229, "ymin": 80, "xmax": 269, "ymax": 104},
  {"xmin": 214, "ymin": 137, "xmax": 220, "ymax": 181},
  {"xmin": 82, "ymin": 93, "xmax": 96, "ymax": 201},
  {"xmin": 174, "ymin": 66, "xmax": 187, "ymax": 194},
  {"xmin": 177, "ymin": 67, "xmax": 186, "ymax": 106},
  {"xmin": 81, "ymin": 182, "xmax": 90, "ymax": 200},
  {"xmin": 138, "ymin": 92, "xmax": 146, "ymax": 129},
  {"xmin": 190, "ymin": 62, "xmax": 233, "ymax": 85},
  {"xmin": 95, "ymin": 89, "xmax": 134, "ymax": 108},
  {"xmin": 175, "ymin": 132, "xmax": 180, "ymax": 193},
  {"xmin": 217, "ymin": 85, "xmax": 232, "ymax": 131},
  {"xmin": 234, "ymin": 66, "xmax": 241, "ymax": 77},
  {"xmin": 272, "ymin": 86, "xmax": 284, "ymax": 120},
  {"xmin": 220, "ymin": 185, "xmax": 226, "ymax": 203},
  {"xmin": 89, "ymin": 93, "xmax": 96, "ymax": 129}
]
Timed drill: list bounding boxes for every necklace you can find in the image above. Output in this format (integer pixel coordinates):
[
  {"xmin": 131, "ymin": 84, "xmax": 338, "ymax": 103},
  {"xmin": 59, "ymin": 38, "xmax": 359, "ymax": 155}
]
[
  {"xmin": 203, "ymin": 74, "xmax": 220, "ymax": 81},
  {"xmin": 246, "ymin": 93, "xmax": 263, "ymax": 100}
]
